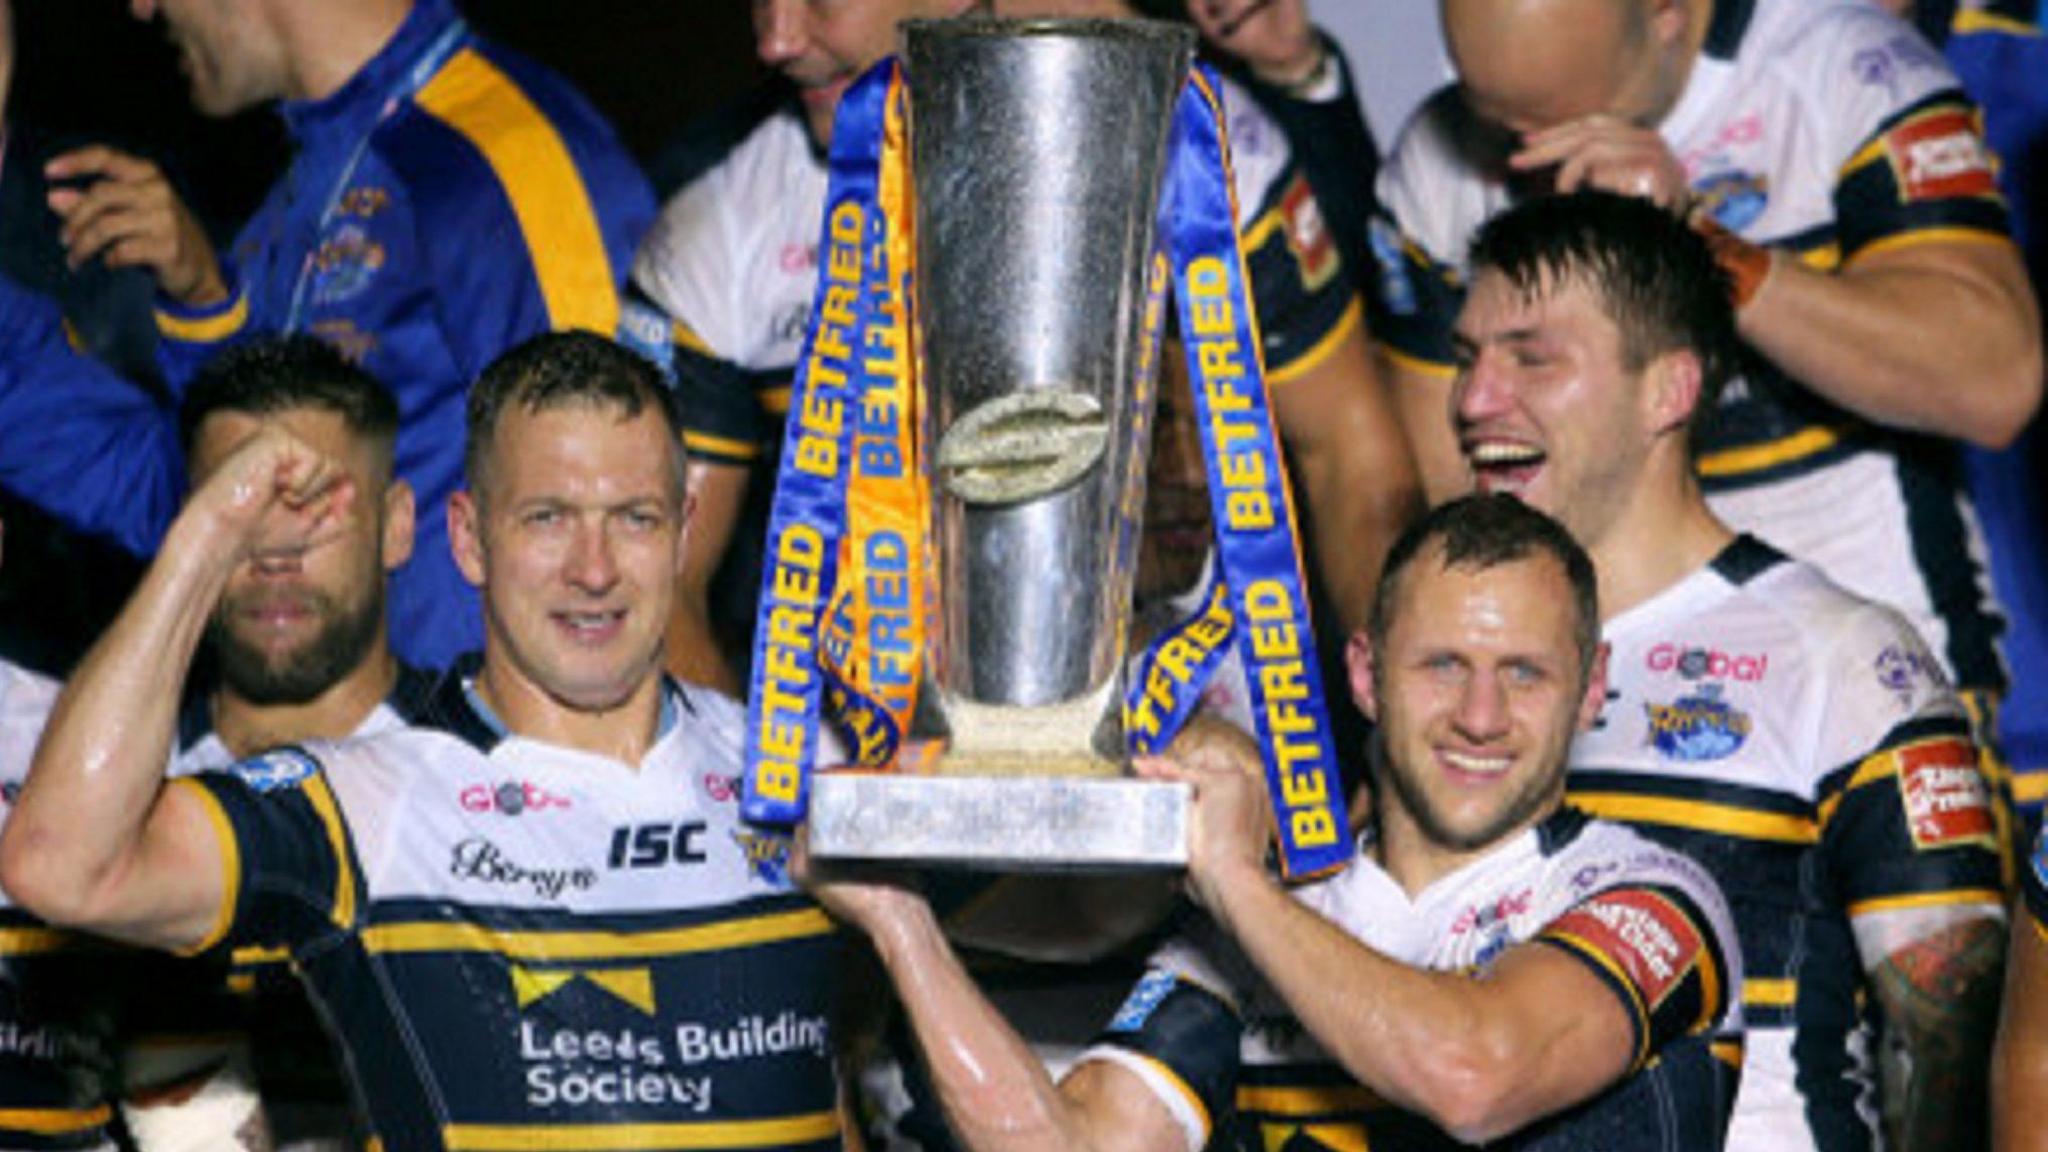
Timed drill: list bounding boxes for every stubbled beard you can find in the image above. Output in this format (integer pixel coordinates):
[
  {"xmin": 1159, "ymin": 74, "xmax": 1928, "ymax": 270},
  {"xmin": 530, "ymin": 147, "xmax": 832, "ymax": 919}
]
[
  {"xmin": 1375, "ymin": 737, "xmax": 1560, "ymax": 854},
  {"xmin": 206, "ymin": 585, "xmax": 383, "ymax": 706}
]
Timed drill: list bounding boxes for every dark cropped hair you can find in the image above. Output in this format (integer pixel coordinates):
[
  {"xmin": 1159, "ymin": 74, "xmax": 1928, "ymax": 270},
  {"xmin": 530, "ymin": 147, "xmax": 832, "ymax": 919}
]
[
  {"xmin": 1369, "ymin": 494, "xmax": 1600, "ymax": 677},
  {"xmin": 178, "ymin": 336, "xmax": 399, "ymax": 470},
  {"xmin": 464, "ymin": 330, "xmax": 686, "ymax": 497},
  {"xmin": 1467, "ymin": 190, "xmax": 1740, "ymax": 441}
]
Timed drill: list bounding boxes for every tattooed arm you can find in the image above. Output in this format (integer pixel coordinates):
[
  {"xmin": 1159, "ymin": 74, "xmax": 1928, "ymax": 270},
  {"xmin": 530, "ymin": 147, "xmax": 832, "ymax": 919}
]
[{"xmin": 1863, "ymin": 914, "xmax": 2008, "ymax": 1152}]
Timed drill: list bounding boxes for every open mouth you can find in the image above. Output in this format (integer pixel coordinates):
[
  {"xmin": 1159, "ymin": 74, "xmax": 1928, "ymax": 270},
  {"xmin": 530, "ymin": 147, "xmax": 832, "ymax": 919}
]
[
  {"xmin": 554, "ymin": 609, "xmax": 627, "ymax": 645},
  {"xmin": 1439, "ymin": 748, "xmax": 1513, "ymax": 781},
  {"xmin": 1463, "ymin": 439, "xmax": 1546, "ymax": 493}
]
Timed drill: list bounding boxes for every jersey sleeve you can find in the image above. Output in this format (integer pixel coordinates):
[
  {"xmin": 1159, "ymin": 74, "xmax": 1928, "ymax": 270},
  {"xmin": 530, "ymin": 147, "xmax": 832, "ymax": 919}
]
[
  {"xmin": 174, "ymin": 748, "xmax": 367, "ymax": 958},
  {"xmin": 631, "ymin": 181, "xmax": 780, "ymax": 466},
  {"xmin": 0, "ymin": 271, "xmax": 184, "ymax": 558},
  {"xmin": 1080, "ymin": 967, "xmax": 1243, "ymax": 1152},
  {"xmin": 395, "ymin": 47, "xmax": 651, "ymax": 382},
  {"xmin": 1795, "ymin": 10, "xmax": 2013, "ymax": 259},
  {"xmin": 1363, "ymin": 90, "xmax": 1478, "ymax": 377},
  {"xmin": 1534, "ymin": 867, "xmax": 1738, "ymax": 1073},
  {"xmin": 1219, "ymin": 82, "xmax": 1364, "ymax": 385},
  {"xmin": 1812, "ymin": 608, "xmax": 2004, "ymax": 921}
]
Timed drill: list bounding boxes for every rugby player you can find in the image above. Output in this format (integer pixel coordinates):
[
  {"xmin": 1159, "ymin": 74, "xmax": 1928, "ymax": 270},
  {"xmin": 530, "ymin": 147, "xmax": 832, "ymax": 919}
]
[
  {"xmin": 1451, "ymin": 189, "xmax": 2008, "ymax": 1151},
  {"xmin": 0, "ymin": 332, "xmax": 842, "ymax": 1151},
  {"xmin": 810, "ymin": 494, "xmax": 1744, "ymax": 1151}
]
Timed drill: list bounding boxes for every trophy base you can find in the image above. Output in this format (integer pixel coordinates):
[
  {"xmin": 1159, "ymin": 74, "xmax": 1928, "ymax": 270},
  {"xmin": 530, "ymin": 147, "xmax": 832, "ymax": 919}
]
[{"xmin": 808, "ymin": 768, "xmax": 1189, "ymax": 871}]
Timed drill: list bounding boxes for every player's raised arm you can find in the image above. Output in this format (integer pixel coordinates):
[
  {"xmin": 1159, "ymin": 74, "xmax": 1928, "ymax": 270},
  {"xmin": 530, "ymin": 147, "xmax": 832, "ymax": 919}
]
[{"xmin": 0, "ymin": 428, "xmax": 352, "ymax": 952}]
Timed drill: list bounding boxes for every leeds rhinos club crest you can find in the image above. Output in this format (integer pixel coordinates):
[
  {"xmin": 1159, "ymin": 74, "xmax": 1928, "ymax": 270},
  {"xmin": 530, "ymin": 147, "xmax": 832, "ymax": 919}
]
[{"xmin": 1644, "ymin": 685, "xmax": 1752, "ymax": 763}]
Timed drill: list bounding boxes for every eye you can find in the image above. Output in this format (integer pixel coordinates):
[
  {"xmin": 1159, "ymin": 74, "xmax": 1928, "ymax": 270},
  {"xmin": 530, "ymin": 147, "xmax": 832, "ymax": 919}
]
[
  {"xmin": 1502, "ymin": 660, "xmax": 1548, "ymax": 687},
  {"xmin": 522, "ymin": 506, "xmax": 563, "ymax": 529},
  {"xmin": 618, "ymin": 506, "xmax": 666, "ymax": 532}
]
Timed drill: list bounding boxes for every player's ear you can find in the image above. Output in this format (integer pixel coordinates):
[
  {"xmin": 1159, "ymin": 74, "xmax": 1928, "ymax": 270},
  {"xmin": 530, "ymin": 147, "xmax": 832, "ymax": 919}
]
[
  {"xmin": 448, "ymin": 490, "xmax": 485, "ymax": 589},
  {"xmin": 1576, "ymin": 640, "xmax": 1612, "ymax": 733},
  {"xmin": 1347, "ymin": 630, "xmax": 1381, "ymax": 723},
  {"xmin": 1644, "ymin": 348, "xmax": 1703, "ymax": 439},
  {"xmin": 381, "ymin": 479, "xmax": 416, "ymax": 572}
]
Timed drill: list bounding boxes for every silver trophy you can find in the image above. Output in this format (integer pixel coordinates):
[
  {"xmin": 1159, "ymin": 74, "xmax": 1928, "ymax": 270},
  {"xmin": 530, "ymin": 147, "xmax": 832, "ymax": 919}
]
[{"xmin": 807, "ymin": 18, "xmax": 1196, "ymax": 869}]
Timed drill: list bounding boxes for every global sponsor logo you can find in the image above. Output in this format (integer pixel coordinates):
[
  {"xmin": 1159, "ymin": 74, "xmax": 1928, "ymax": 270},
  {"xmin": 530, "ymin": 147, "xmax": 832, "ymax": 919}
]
[
  {"xmin": 1450, "ymin": 887, "xmax": 1534, "ymax": 936},
  {"xmin": 1645, "ymin": 643, "xmax": 1768, "ymax": 684},
  {"xmin": 1645, "ymin": 686, "xmax": 1751, "ymax": 762},
  {"xmin": 448, "ymin": 837, "xmax": 596, "ymax": 901},
  {"xmin": 459, "ymin": 780, "xmax": 574, "ymax": 817},
  {"xmin": 1895, "ymin": 739, "xmax": 1994, "ymax": 851}
]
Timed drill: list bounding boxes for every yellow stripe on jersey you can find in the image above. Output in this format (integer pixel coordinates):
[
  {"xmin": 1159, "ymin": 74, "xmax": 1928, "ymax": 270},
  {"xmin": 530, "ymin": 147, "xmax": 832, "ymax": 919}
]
[
  {"xmin": 1847, "ymin": 888, "xmax": 2003, "ymax": 918},
  {"xmin": 1846, "ymin": 228, "xmax": 2016, "ymax": 266},
  {"xmin": 0, "ymin": 927, "xmax": 68, "ymax": 956},
  {"xmin": 1695, "ymin": 426, "xmax": 1844, "ymax": 480},
  {"xmin": 682, "ymin": 429, "xmax": 763, "ymax": 461},
  {"xmin": 0, "ymin": 1105, "xmax": 113, "ymax": 1135},
  {"xmin": 1382, "ymin": 345, "xmax": 1456, "ymax": 380},
  {"xmin": 1237, "ymin": 1082, "xmax": 1383, "ymax": 1117},
  {"xmin": 759, "ymin": 386, "xmax": 793, "ymax": 416},
  {"xmin": 1570, "ymin": 792, "xmax": 1818, "ymax": 844},
  {"xmin": 1795, "ymin": 243, "xmax": 1842, "ymax": 272},
  {"xmin": 363, "ymin": 907, "xmax": 834, "ymax": 960},
  {"xmin": 1544, "ymin": 929, "xmax": 1652, "ymax": 1069},
  {"xmin": 673, "ymin": 320, "xmax": 713, "ymax": 358},
  {"xmin": 415, "ymin": 49, "xmax": 620, "ymax": 338},
  {"xmin": 301, "ymin": 774, "xmax": 358, "ymax": 933},
  {"xmin": 442, "ymin": 1111, "xmax": 838, "ymax": 1149},
  {"xmin": 1711, "ymin": 1038, "xmax": 1745, "ymax": 1069},
  {"xmin": 155, "ymin": 290, "xmax": 250, "ymax": 344},
  {"xmin": 233, "ymin": 945, "xmax": 291, "ymax": 968},
  {"xmin": 1954, "ymin": 9, "xmax": 2042, "ymax": 35},
  {"xmin": 1269, "ymin": 299, "xmax": 1363, "ymax": 386},
  {"xmin": 172, "ymin": 776, "xmax": 243, "ymax": 956},
  {"xmin": 1743, "ymin": 978, "xmax": 1796, "ymax": 1008}
]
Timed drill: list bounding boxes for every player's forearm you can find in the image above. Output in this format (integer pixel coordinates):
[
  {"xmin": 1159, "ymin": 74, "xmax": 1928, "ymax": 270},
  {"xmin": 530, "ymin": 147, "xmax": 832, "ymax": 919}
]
[
  {"xmin": 0, "ymin": 508, "xmax": 233, "ymax": 927},
  {"xmin": 1992, "ymin": 923, "xmax": 2048, "ymax": 1152},
  {"xmin": 865, "ymin": 902, "xmax": 1103, "ymax": 1152},
  {"xmin": 1872, "ymin": 915, "xmax": 2007, "ymax": 1151},
  {"xmin": 1740, "ymin": 253, "xmax": 2042, "ymax": 447}
]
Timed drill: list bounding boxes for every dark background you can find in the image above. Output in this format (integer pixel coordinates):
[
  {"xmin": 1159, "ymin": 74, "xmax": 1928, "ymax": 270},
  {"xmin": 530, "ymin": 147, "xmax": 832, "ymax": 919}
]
[{"xmin": 10, "ymin": 1, "xmax": 767, "ymax": 229}]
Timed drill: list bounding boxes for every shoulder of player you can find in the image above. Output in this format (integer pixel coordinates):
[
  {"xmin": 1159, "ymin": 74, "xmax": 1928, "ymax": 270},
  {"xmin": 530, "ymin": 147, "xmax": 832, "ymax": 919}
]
[
  {"xmin": 1538, "ymin": 817, "xmax": 1739, "ymax": 955},
  {"xmin": 1739, "ymin": 0, "xmax": 1963, "ymax": 120},
  {"xmin": 1375, "ymin": 84, "xmax": 1491, "ymax": 263}
]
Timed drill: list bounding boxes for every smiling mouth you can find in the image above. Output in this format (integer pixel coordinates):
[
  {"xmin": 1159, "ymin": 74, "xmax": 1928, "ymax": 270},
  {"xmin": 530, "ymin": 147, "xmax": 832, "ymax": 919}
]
[
  {"xmin": 554, "ymin": 609, "xmax": 626, "ymax": 643},
  {"xmin": 1439, "ymin": 748, "xmax": 1513, "ymax": 779},
  {"xmin": 1464, "ymin": 439, "xmax": 1547, "ymax": 491}
]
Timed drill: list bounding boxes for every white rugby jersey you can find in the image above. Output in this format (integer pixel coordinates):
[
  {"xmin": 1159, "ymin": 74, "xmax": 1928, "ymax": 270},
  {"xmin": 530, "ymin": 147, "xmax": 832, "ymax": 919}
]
[
  {"xmin": 0, "ymin": 660, "xmax": 119, "ymax": 1152},
  {"xmin": 1370, "ymin": 0, "xmax": 2011, "ymax": 694},
  {"xmin": 176, "ymin": 667, "xmax": 842, "ymax": 1152},
  {"xmin": 1567, "ymin": 536, "xmax": 2005, "ymax": 1152},
  {"xmin": 1083, "ymin": 809, "xmax": 1742, "ymax": 1151}
]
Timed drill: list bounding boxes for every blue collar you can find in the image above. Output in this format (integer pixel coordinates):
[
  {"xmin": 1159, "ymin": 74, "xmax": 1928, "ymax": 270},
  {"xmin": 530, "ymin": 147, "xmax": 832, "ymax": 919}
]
[{"xmin": 278, "ymin": 0, "xmax": 463, "ymax": 144}]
